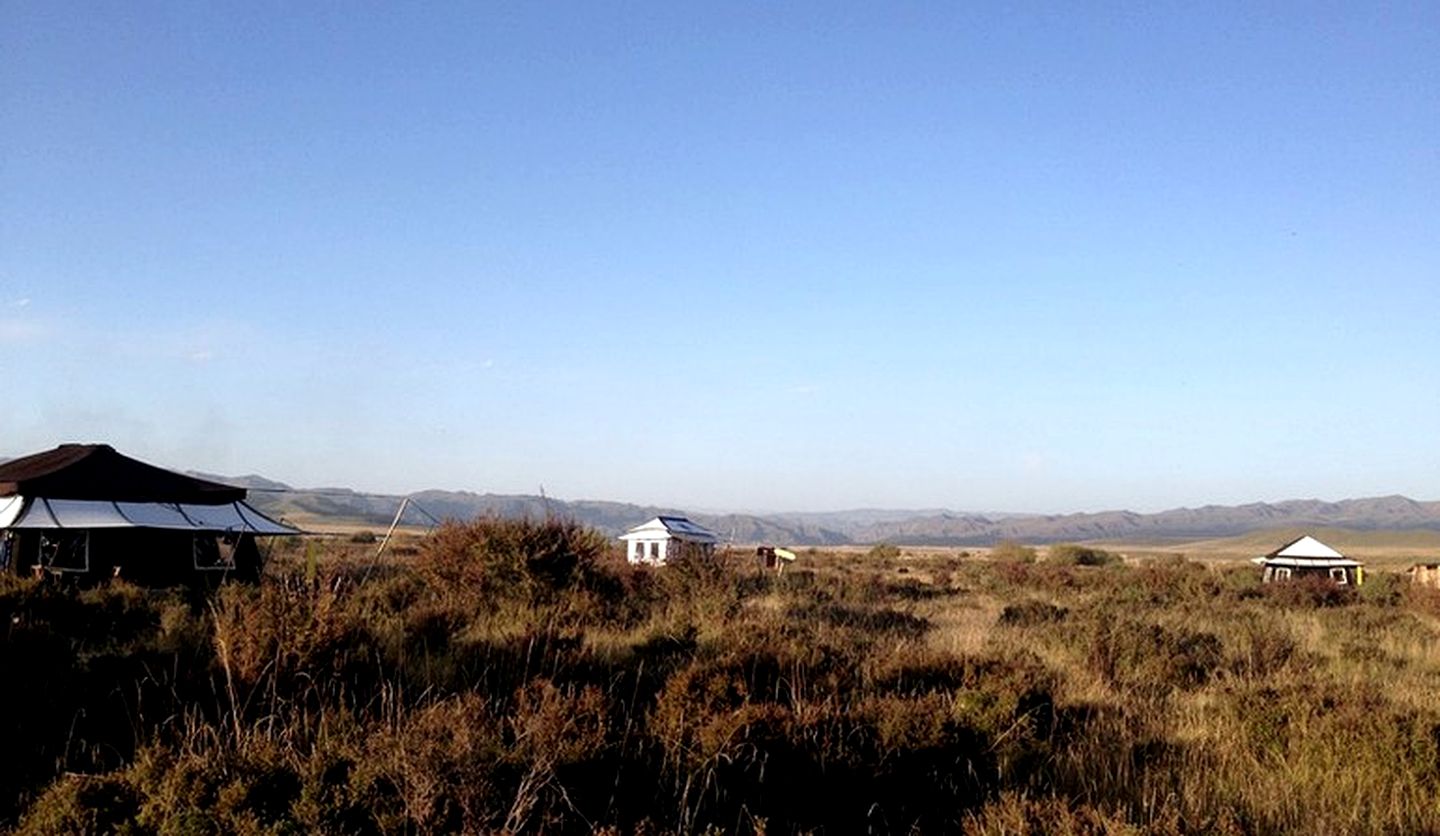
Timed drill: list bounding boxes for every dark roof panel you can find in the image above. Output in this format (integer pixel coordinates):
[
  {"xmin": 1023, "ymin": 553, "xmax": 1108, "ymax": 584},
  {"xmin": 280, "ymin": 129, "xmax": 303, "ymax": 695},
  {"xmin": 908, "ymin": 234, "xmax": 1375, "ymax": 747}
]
[{"xmin": 0, "ymin": 444, "xmax": 247, "ymax": 505}]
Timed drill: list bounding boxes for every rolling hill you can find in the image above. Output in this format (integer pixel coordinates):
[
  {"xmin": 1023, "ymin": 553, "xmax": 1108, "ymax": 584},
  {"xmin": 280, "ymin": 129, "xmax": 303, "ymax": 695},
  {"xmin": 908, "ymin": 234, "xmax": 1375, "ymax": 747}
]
[{"xmin": 206, "ymin": 473, "xmax": 1440, "ymax": 546}]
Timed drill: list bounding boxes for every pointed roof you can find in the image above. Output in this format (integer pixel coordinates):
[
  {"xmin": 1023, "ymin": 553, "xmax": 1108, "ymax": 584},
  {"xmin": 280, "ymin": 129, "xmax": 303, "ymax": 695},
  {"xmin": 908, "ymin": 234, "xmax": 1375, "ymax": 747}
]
[
  {"xmin": 0, "ymin": 444, "xmax": 247, "ymax": 505},
  {"xmin": 1266, "ymin": 534, "xmax": 1346, "ymax": 560}
]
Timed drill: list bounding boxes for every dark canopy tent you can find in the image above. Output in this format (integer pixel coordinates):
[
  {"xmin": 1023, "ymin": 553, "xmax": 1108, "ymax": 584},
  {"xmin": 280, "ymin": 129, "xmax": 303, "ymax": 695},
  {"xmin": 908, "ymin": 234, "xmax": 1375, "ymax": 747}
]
[{"xmin": 0, "ymin": 444, "xmax": 297, "ymax": 584}]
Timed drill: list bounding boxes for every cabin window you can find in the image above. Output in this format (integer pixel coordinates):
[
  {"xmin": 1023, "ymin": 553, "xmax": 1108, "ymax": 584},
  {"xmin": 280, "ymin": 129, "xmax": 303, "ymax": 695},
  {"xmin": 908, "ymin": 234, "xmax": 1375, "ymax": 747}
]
[
  {"xmin": 1329, "ymin": 567, "xmax": 1349, "ymax": 585},
  {"xmin": 1274, "ymin": 567, "xmax": 1292, "ymax": 581},
  {"xmin": 194, "ymin": 534, "xmax": 239, "ymax": 571},
  {"xmin": 649, "ymin": 542, "xmax": 660, "ymax": 560},
  {"xmin": 39, "ymin": 532, "xmax": 89, "ymax": 573}
]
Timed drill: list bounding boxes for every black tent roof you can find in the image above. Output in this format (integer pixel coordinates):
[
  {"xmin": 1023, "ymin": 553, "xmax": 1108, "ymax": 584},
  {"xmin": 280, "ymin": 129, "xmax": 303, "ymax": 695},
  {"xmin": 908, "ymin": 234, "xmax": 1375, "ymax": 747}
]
[{"xmin": 0, "ymin": 444, "xmax": 248, "ymax": 505}]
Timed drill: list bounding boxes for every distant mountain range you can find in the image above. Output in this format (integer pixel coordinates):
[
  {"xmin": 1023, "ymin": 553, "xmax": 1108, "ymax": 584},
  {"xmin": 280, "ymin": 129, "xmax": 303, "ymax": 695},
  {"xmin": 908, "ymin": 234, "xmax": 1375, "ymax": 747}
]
[{"xmin": 206, "ymin": 474, "xmax": 1440, "ymax": 546}]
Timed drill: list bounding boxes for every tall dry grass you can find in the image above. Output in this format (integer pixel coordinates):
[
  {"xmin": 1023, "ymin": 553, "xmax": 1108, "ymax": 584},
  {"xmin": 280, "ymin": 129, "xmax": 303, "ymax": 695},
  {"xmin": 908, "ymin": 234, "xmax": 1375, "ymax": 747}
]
[{"xmin": 7, "ymin": 527, "xmax": 1440, "ymax": 833}]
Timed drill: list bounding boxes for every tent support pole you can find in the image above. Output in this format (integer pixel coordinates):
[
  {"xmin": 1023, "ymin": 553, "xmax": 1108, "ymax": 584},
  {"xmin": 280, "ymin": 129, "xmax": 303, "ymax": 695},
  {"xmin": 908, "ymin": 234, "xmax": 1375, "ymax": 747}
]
[{"xmin": 375, "ymin": 497, "xmax": 411, "ymax": 561}]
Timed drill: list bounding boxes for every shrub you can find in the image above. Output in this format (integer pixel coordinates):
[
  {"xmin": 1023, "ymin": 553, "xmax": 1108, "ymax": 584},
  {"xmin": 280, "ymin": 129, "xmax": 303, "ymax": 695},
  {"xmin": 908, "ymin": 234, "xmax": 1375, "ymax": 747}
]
[
  {"xmin": 1087, "ymin": 616, "xmax": 1224, "ymax": 696},
  {"xmin": 990, "ymin": 541, "xmax": 1037, "ymax": 563},
  {"xmin": 14, "ymin": 773, "xmax": 140, "ymax": 836},
  {"xmin": 0, "ymin": 580, "xmax": 215, "ymax": 821},
  {"xmin": 1263, "ymin": 574, "xmax": 1358, "ymax": 608},
  {"xmin": 998, "ymin": 600, "xmax": 1068, "ymax": 627},
  {"xmin": 963, "ymin": 792, "xmax": 1137, "ymax": 835},
  {"xmin": 1358, "ymin": 570, "xmax": 1404, "ymax": 606},
  {"xmin": 867, "ymin": 543, "xmax": 901, "ymax": 560},
  {"xmin": 1118, "ymin": 559, "xmax": 1220, "ymax": 606},
  {"xmin": 1047, "ymin": 544, "xmax": 1120, "ymax": 567},
  {"xmin": 990, "ymin": 560, "xmax": 1079, "ymax": 593},
  {"xmin": 417, "ymin": 516, "xmax": 610, "ymax": 603},
  {"xmin": 1226, "ymin": 616, "xmax": 1306, "ymax": 679},
  {"xmin": 210, "ymin": 575, "xmax": 347, "ymax": 687},
  {"xmin": 786, "ymin": 601, "xmax": 931, "ymax": 639},
  {"xmin": 1402, "ymin": 582, "xmax": 1440, "ymax": 618}
]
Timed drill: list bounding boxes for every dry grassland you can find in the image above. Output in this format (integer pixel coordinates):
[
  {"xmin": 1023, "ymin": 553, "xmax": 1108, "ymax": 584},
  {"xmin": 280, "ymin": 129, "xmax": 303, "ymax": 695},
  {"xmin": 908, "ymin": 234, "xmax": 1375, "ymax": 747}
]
[{"xmin": 7, "ymin": 521, "xmax": 1440, "ymax": 833}]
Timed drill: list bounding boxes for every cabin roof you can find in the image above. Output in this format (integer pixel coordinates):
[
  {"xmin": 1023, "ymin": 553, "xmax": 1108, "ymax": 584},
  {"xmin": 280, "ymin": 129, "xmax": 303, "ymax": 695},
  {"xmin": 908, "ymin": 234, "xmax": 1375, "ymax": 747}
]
[
  {"xmin": 1252, "ymin": 555, "xmax": 1362, "ymax": 569},
  {"xmin": 1263, "ymin": 534, "xmax": 1348, "ymax": 561},
  {"xmin": 619, "ymin": 515, "xmax": 719, "ymax": 543}
]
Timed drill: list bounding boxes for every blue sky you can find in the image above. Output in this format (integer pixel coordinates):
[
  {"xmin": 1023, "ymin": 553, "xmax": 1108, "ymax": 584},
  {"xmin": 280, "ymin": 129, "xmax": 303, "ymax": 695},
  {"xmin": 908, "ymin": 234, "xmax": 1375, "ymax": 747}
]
[{"xmin": 2, "ymin": 3, "xmax": 1436, "ymax": 513}]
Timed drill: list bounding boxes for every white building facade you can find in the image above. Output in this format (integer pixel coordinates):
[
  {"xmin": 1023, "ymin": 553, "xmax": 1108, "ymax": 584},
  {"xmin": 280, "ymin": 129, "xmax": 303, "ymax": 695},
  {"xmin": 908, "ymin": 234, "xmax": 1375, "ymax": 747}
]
[{"xmin": 620, "ymin": 516, "xmax": 718, "ymax": 566}]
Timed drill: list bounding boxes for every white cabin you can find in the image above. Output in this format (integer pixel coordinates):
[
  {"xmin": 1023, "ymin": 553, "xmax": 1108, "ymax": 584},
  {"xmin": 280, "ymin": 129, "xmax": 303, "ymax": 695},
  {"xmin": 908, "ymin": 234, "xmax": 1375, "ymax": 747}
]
[
  {"xmin": 1252, "ymin": 534, "xmax": 1363, "ymax": 586},
  {"xmin": 620, "ymin": 516, "xmax": 718, "ymax": 566}
]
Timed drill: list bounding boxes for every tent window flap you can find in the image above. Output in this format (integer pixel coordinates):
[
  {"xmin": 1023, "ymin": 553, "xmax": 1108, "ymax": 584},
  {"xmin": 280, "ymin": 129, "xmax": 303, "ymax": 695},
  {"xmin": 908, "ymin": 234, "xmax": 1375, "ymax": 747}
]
[
  {"xmin": 193, "ymin": 534, "xmax": 238, "ymax": 571},
  {"xmin": 39, "ymin": 531, "xmax": 89, "ymax": 573}
]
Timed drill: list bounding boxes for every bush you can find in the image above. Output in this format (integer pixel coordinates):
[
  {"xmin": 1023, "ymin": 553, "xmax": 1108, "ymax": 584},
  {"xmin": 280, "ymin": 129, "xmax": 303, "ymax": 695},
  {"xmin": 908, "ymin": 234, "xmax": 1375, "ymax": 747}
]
[
  {"xmin": 1047, "ymin": 544, "xmax": 1120, "ymax": 567},
  {"xmin": 990, "ymin": 541, "xmax": 1037, "ymax": 563},
  {"xmin": 1264, "ymin": 574, "xmax": 1358, "ymax": 608},
  {"xmin": 1226, "ymin": 616, "xmax": 1306, "ymax": 679},
  {"xmin": 15, "ymin": 773, "xmax": 140, "ymax": 835},
  {"xmin": 416, "ymin": 516, "xmax": 610, "ymax": 603},
  {"xmin": 998, "ymin": 600, "xmax": 1068, "ymax": 627},
  {"xmin": 1402, "ymin": 582, "xmax": 1440, "ymax": 617},
  {"xmin": 786, "ymin": 601, "xmax": 931, "ymax": 638},
  {"xmin": 867, "ymin": 543, "xmax": 901, "ymax": 560},
  {"xmin": 1087, "ymin": 616, "xmax": 1224, "ymax": 696},
  {"xmin": 964, "ymin": 792, "xmax": 1136, "ymax": 835}
]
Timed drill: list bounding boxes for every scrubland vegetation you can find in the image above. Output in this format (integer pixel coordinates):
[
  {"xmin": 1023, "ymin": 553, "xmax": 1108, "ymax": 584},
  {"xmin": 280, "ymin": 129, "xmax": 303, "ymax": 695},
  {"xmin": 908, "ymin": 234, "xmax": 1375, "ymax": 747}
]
[{"xmin": 6, "ymin": 521, "xmax": 1440, "ymax": 834}]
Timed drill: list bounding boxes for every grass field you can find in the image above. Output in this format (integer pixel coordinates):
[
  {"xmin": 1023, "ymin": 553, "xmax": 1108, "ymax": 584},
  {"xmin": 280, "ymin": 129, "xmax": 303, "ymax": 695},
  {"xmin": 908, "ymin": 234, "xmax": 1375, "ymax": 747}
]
[
  {"xmin": 6, "ymin": 521, "xmax": 1440, "ymax": 833},
  {"xmin": 802, "ymin": 527, "xmax": 1440, "ymax": 569},
  {"xmin": 1089, "ymin": 528, "xmax": 1440, "ymax": 566}
]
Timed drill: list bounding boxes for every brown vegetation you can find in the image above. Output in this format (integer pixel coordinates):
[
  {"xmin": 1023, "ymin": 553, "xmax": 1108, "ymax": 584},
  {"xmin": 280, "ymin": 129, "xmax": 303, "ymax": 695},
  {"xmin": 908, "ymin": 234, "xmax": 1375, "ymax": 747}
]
[{"xmin": 5, "ymin": 520, "xmax": 1440, "ymax": 833}]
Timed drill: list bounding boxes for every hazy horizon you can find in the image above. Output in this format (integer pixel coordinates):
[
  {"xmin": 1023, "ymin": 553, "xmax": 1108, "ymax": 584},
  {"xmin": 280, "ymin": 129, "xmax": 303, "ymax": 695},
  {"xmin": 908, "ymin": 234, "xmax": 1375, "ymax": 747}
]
[
  {"xmin": 23, "ymin": 448, "xmax": 1438, "ymax": 520},
  {"xmin": 4, "ymin": 4, "xmax": 1436, "ymax": 514}
]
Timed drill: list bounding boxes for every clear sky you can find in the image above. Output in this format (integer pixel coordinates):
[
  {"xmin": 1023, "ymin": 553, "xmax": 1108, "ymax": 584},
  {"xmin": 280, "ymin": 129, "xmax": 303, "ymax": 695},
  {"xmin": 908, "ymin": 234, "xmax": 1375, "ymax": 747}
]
[{"xmin": 2, "ymin": 3, "xmax": 1436, "ymax": 513}]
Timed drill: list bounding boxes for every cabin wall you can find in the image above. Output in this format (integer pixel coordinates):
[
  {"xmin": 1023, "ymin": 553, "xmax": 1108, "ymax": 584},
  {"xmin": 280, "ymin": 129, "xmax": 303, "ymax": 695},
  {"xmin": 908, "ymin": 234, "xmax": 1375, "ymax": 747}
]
[
  {"xmin": 627, "ymin": 538, "xmax": 665, "ymax": 565},
  {"xmin": 670, "ymin": 540, "xmax": 714, "ymax": 562},
  {"xmin": 1261, "ymin": 564, "xmax": 1360, "ymax": 586},
  {"xmin": 625, "ymin": 537, "xmax": 714, "ymax": 566}
]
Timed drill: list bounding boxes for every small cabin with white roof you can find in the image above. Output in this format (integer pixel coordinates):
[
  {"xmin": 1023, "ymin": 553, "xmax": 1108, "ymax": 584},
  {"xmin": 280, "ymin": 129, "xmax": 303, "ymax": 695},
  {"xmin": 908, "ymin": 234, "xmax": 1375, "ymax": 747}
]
[
  {"xmin": 620, "ymin": 516, "xmax": 718, "ymax": 566},
  {"xmin": 1252, "ymin": 534, "xmax": 1363, "ymax": 586}
]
